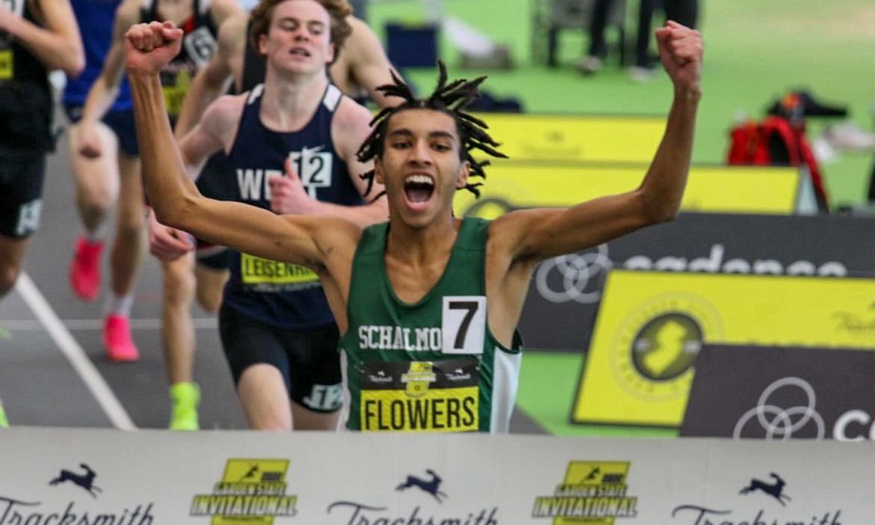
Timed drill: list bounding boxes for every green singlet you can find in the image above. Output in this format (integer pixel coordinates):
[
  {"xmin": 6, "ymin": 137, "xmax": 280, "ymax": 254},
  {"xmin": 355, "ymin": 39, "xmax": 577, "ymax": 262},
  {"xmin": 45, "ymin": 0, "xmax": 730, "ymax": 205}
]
[{"xmin": 340, "ymin": 217, "xmax": 523, "ymax": 433}]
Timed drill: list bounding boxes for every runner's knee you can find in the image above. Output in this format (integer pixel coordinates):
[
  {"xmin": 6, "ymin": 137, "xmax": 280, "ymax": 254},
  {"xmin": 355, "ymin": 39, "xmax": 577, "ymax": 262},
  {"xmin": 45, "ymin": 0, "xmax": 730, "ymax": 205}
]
[
  {"xmin": 163, "ymin": 261, "xmax": 196, "ymax": 305},
  {"xmin": 116, "ymin": 212, "xmax": 145, "ymax": 241},
  {"xmin": 196, "ymin": 284, "xmax": 222, "ymax": 313},
  {"xmin": 0, "ymin": 263, "xmax": 21, "ymax": 296},
  {"xmin": 76, "ymin": 178, "xmax": 114, "ymax": 217}
]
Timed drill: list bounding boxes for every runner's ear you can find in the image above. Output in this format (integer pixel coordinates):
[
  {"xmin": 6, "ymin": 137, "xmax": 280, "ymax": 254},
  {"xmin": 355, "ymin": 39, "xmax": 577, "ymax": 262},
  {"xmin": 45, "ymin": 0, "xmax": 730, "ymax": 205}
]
[
  {"xmin": 375, "ymin": 157, "xmax": 385, "ymax": 185},
  {"xmin": 327, "ymin": 42, "xmax": 335, "ymax": 65},
  {"xmin": 454, "ymin": 160, "xmax": 470, "ymax": 190},
  {"xmin": 258, "ymin": 32, "xmax": 269, "ymax": 56}
]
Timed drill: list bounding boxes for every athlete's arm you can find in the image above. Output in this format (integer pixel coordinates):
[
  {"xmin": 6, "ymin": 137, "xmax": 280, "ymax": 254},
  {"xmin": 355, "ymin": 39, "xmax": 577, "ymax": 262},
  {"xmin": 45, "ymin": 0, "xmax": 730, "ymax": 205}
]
[
  {"xmin": 343, "ymin": 16, "xmax": 398, "ymax": 109},
  {"xmin": 76, "ymin": 0, "xmax": 139, "ymax": 158},
  {"xmin": 269, "ymin": 97, "xmax": 388, "ymax": 226},
  {"xmin": 127, "ymin": 21, "xmax": 346, "ymax": 269},
  {"xmin": 178, "ymin": 93, "xmax": 241, "ymax": 177},
  {"xmin": 494, "ymin": 22, "xmax": 703, "ymax": 263},
  {"xmin": 207, "ymin": 0, "xmax": 242, "ymax": 28},
  {"xmin": 0, "ymin": 0, "xmax": 84, "ymax": 75},
  {"xmin": 173, "ymin": 12, "xmax": 247, "ymax": 138}
]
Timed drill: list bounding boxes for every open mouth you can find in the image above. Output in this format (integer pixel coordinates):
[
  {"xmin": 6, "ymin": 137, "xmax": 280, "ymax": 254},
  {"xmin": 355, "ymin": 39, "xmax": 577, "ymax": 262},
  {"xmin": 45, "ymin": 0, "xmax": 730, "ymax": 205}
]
[
  {"xmin": 290, "ymin": 48, "xmax": 311, "ymax": 57},
  {"xmin": 403, "ymin": 174, "xmax": 435, "ymax": 207}
]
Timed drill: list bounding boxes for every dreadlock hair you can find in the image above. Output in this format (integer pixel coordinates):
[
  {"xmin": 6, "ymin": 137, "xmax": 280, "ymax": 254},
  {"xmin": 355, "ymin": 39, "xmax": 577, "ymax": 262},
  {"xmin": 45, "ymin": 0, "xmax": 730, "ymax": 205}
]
[
  {"xmin": 249, "ymin": 0, "xmax": 353, "ymax": 64},
  {"xmin": 356, "ymin": 61, "xmax": 507, "ymax": 200}
]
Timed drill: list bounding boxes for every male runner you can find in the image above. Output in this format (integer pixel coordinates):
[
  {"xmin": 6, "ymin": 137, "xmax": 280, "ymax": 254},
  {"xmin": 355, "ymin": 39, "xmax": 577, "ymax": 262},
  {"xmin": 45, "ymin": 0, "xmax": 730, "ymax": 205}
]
[
  {"xmin": 0, "ymin": 0, "xmax": 84, "ymax": 426},
  {"xmin": 148, "ymin": 0, "xmax": 387, "ymax": 430},
  {"xmin": 64, "ymin": 0, "xmax": 146, "ymax": 364},
  {"xmin": 149, "ymin": 0, "xmax": 397, "ymax": 429},
  {"xmin": 73, "ymin": 0, "xmax": 241, "ymax": 361},
  {"xmin": 125, "ymin": 18, "xmax": 702, "ymax": 432}
]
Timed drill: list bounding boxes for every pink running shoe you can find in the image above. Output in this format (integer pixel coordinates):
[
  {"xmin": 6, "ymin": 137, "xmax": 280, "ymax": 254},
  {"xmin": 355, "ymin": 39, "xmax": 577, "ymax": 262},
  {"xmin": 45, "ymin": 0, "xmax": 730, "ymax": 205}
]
[
  {"xmin": 104, "ymin": 314, "xmax": 140, "ymax": 362},
  {"xmin": 70, "ymin": 237, "xmax": 103, "ymax": 301}
]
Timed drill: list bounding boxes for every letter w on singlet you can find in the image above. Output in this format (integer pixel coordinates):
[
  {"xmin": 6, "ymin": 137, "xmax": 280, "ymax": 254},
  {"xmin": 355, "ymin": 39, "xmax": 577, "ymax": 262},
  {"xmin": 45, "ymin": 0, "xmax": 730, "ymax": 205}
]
[{"xmin": 237, "ymin": 169, "xmax": 264, "ymax": 200}]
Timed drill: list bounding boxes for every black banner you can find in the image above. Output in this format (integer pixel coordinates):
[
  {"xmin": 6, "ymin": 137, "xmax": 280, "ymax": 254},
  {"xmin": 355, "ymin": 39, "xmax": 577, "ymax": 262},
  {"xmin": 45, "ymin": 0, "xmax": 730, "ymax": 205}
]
[
  {"xmin": 519, "ymin": 212, "xmax": 875, "ymax": 352},
  {"xmin": 680, "ymin": 344, "xmax": 875, "ymax": 440}
]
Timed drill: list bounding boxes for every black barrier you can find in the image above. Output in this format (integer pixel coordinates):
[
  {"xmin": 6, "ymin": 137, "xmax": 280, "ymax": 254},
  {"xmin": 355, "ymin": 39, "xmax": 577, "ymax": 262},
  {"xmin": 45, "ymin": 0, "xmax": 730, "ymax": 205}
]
[
  {"xmin": 681, "ymin": 344, "xmax": 875, "ymax": 441},
  {"xmin": 520, "ymin": 213, "xmax": 875, "ymax": 352}
]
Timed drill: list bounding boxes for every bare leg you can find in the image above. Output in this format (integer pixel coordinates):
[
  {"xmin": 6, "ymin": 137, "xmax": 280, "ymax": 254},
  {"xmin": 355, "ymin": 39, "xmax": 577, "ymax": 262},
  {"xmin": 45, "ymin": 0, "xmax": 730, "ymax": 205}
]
[
  {"xmin": 68, "ymin": 122, "xmax": 120, "ymax": 234},
  {"xmin": 109, "ymin": 154, "xmax": 145, "ymax": 297},
  {"xmin": 162, "ymin": 253, "xmax": 197, "ymax": 384},
  {"xmin": 0, "ymin": 235, "xmax": 29, "ymax": 298},
  {"xmin": 162, "ymin": 253, "xmax": 201, "ymax": 429},
  {"xmin": 237, "ymin": 364, "xmax": 293, "ymax": 431},
  {"xmin": 68, "ymin": 122, "xmax": 120, "ymax": 302},
  {"xmin": 0, "ymin": 236, "xmax": 26, "ymax": 428},
  {"xmin": 291, "ymin": 401, "xmax": 340, "ymax": 430},
  {"xmin": 101, "ymin": 153, "xmax": 145, "ymax": 362},
  {"xmin": 237, "ymin": 365, "xmax": 340, "ymax": 431},
  {"xmin": 194, "ymin": 263, "xmax": 228, "ymax": 313}
]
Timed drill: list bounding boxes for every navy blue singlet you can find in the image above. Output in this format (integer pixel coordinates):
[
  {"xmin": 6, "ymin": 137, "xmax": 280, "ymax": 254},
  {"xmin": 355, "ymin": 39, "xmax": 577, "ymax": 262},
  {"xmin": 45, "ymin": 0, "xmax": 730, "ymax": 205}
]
[{"xmin": 223, "ymin": 83, "xmax": 363, "ymax": 329}]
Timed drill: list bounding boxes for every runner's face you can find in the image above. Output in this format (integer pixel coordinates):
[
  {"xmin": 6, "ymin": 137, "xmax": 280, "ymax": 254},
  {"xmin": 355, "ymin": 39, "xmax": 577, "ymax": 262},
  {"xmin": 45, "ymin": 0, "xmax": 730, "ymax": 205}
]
[
  {"xmin": 260, "ymin": 0, "xmax": 334, "ymax": 73},
  {"xmin": 375, "ymin": 109, "xmax": 470, "ymax": 229}
]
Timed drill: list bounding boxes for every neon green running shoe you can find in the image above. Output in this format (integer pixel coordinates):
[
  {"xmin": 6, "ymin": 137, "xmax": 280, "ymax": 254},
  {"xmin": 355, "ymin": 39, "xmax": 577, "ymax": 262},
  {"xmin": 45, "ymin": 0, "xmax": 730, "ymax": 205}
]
[
  {"xmin": 169, "ymin": 382, "xmax": 200, "ymax": 431},
  {"xmin": 0, "ymin": 406, "xmax": 9, "ymax": 428}
]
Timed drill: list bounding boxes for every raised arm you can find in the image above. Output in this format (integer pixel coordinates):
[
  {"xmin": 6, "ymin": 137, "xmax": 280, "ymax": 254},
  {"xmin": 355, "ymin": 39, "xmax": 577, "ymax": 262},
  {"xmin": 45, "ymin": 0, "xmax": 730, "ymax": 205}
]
[
  {"xmin": 173, "ymin": 0, "xmax": 244, "ymax": 137},
  {"xmin": 177, "ymin": 93, "xmax": 240, "ymax": 176},
  {"xmin": 496, "ymin": 21, "xmax": 703, "ymax": 262},
  {"xmin": 126, "ymin": 21, "xmax": 335, "ymax": 269},
  {"xmin": 173, "ymin": 12, "xmax": 247, "ymax": 138},
  {"xmin": 0, "ymin": 0, "xmax": 84, "ymax": 75}
]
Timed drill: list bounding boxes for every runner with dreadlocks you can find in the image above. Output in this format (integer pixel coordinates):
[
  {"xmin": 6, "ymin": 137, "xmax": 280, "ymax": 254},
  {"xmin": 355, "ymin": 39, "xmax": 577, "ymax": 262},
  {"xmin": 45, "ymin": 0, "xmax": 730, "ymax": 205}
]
[{"xmin": 124, "ymin": 18, "xmax": 703, "ymax": 433}]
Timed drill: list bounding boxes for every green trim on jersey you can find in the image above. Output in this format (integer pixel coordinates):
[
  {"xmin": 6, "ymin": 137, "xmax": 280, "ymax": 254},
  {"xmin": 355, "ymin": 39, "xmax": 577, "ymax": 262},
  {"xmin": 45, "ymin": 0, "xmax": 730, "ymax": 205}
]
[{"xmin": 340, "ymin": 217, "xmax": 523, "ymax": 433}]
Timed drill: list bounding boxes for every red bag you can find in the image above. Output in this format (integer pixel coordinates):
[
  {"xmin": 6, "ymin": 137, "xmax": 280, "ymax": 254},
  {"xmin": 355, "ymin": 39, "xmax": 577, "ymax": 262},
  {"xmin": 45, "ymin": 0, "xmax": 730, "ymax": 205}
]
[{"xmin": 727, "ymin": 113, "xmax": 829, "ymax": 211}]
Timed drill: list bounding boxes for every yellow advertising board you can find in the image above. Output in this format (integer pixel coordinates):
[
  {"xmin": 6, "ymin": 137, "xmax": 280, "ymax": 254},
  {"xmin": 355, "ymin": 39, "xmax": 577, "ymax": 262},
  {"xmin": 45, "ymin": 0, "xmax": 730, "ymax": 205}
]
[
  {"xmin": 572, "ymin": 270, "xmax": 875, "ymax": 427},
  {"xmin": 454, "ymin": 163, "xmax": 800, "ymax": 218},
  {"xmin": 470, "ymin": 113, "xmax": 665, "ymax": 162}
]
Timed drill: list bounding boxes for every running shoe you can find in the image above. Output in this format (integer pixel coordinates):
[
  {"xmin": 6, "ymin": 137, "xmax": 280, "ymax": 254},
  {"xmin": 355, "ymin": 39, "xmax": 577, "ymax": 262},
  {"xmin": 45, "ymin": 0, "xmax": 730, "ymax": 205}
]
[
  {"xmin": 577, "ymin": 55, "xmax": 603, "ymax": 75},
  {"xmin": 0, "ymin": 406, "xmax": 8, "ymax": 428},
  {"xmin": 104, "ymin": 314, "xmax": 140, "ymax": 362},
  {"xmin": 70, "ymin": 237, "xmax": 103, "ymax": 301},
  {"xmin": 169, "ymin": 382, "xmax": 200, "ymax": 431},
  {"xmin": 627, "ymin": 66, "xmax": 656, "ymax": 83}
]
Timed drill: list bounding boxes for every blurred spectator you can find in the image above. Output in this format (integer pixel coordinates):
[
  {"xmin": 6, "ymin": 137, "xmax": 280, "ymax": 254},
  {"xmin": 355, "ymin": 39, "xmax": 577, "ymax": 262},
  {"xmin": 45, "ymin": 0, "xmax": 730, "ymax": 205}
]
[
  {"xmin": 630, "ymin": 0, "xmax": 699, "ymax": 81},
  {"xmin": 578, "ymin": 0, "xmax": 613, "ymax": 74}
]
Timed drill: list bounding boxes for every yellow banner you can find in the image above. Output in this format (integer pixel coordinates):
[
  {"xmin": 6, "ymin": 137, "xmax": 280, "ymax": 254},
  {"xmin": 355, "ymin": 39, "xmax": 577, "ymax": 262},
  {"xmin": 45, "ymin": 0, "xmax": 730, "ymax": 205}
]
[
  {"xmin": 470, "ymin": 113, "xmax": 665, "ymax": 163},
  {"xmin": 455, "ymin": 163, "xmax": 800, "ymax": 219},
  {"xmin": 572, "ymin": 271, "xmax": 875, "ymax": 427}
]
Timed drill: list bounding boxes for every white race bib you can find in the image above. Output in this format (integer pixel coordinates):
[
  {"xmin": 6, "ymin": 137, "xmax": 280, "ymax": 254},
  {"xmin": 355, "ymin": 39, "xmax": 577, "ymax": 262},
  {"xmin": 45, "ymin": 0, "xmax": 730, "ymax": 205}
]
[{"xmin": 441, "ymin": 296, "xmax": 486, "ymax": 355}]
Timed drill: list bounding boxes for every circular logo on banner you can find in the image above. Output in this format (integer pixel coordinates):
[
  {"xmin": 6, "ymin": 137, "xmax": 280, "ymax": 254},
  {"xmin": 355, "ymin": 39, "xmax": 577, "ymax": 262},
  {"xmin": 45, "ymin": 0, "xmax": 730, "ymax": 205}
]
[
  {"xmin": 535, "ymin": 245, "xmax": 611, "ymax": 304},
  {"xmin": 733, "ymin": 377, "xmax": 825, "ymax": 440},
  {"xmin": 609, "ymin": 293, "xmax": 724, "ymax": 401}
]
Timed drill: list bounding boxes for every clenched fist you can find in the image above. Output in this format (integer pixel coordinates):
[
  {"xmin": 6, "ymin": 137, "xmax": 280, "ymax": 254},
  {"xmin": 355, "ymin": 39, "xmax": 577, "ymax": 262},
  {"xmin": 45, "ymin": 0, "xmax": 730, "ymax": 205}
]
[{"xmin": 124, "ymin": 21, "xmax": 183, "ymax": 75}]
